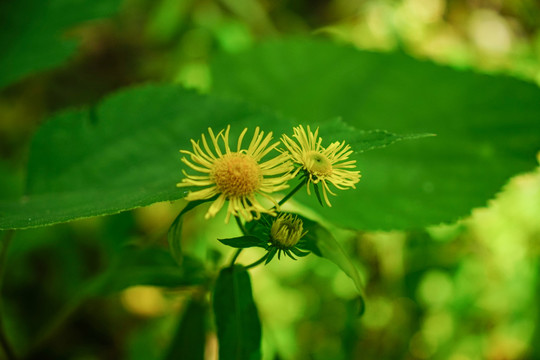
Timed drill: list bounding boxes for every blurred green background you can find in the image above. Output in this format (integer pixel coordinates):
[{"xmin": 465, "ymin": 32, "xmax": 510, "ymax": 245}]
[{"xmin": 1, "ymin": 0, "xmax": 540, "ymax": 359}]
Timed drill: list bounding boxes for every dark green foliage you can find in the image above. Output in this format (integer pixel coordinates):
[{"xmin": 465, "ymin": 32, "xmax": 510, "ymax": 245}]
[
  {"xmin": 218, "ymin": 235, "xmax": 268, "ymax": 249},
  {"xmin": 164, "ymin": 297, "xmax": 208, "ymax": 360},
  {"xmin": 213, "ymin": 266, "xmax": 262, "ymax": 360},
  {"xmin": 0, "ymin": 85, "xmax": 295, "ymax": 230},
  {"xmin": 98, "ymin": 247, "xmax": 208, "ymax": 294},
  {"xmin": 211, "ymin": 38, "xmax": 540, "ymax": 230},
  {"xmin": 0, "ymin": 0, "xmax": 122, "ymax": 88}
]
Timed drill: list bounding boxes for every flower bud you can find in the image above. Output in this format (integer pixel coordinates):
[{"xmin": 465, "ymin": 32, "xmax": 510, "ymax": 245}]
[{"xmin": 270, "ymin": 213, "xmax": 306, "ymax": 248}]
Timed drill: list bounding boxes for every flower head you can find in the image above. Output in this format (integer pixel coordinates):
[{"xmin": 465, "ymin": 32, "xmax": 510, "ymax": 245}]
[
  {"xmin": 177, "ymin": 126, "xmax": 292, "ymax": 223},
  {"xmin": 270, "ymin": 213, "xmax": 306, "ymax": 249},
  {"xmin": 260, "ymin": 213, "xmax": 310, "ymax": 262},
  {"xmin": 281, "ymin": 125, "xmax": 361, "ymax": 206}
]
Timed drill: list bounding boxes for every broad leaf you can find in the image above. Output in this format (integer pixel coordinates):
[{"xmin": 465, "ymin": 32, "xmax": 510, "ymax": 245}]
[
  {"xmin": 211, "ymin": 38, "xmax": 540, "ymax": 230},
  {"xmin": 317, "ymin": 117, "xmax": 434, "ymax": 153},
  {"xmin": 218, "ymin": 235, "xmax": 268, "ymax": 249},
  {"xmin": 213, "ymin": 266, "xmax": 261, "ymax": 360},
  {"xmin": 0, "ymin": 0, "xmax": 122, "ymax": 88},
  {"xmin": 0, "ymin": 85, "xmax": 295, "ymax": 230}
]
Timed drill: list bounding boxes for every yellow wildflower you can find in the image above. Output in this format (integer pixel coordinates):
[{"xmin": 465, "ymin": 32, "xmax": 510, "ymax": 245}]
[
  {"xmin": 177, "ymin": 126, "xmax": 292, "ymax": 223},
  {"xmin": 281, "ymin": 125, "xmax": 361, "ymax": 206}
]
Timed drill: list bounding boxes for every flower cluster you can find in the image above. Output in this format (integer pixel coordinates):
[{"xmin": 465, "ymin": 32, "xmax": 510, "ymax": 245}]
[
  {"xmin": 177, "ymin": 124, "xmax": 361, "ymax": 263},
  {"xmin": 178, "ymin": 124, "xmax": 361, "ymax": 221}
]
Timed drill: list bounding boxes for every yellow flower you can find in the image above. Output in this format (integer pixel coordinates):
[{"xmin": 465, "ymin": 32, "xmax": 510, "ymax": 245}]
[
  {"xmin": 177, "ymin": 126, "xmax": 292, "ymax": 223},
  {"xmin": 281, "ymin": 125, "xmax": 361, "ymax": 206}
]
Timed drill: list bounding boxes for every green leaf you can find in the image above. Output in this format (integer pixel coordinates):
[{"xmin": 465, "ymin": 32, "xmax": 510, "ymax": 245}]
[
  {"xmin": 211, "ymin": 38, "xmax": 540, "ymax": 230},
  {"xmin": 218, "ymin": 235, "xmax": 268, "ymax": 249},
  {"xmin": 0, "ymin": 85, "xmax": 295, "ymax": 230},
  {"xmin": 213, "ymin": 266, "xmax": 262, "ymax": 360},
  {"xmin": 317, "ymin": 117, "xmax": 435, "ymax": 153},
  {"xmin": 168, "ymin": 199, "xmax": 213, "ymax": 265},
  {"xmin": 0, "ymin": 0, "xmax": 122, "ymax": 88},
  {"xmin": 98, "ymin": 247, "xmax": 208, "ymax": 294},
  {"xmin": 301, "ymin": 216, "xmax": 366, "ymax": 315},
  {"xmin": 164, "ymin": 297, "xmax": 208, "ymax": 360}
]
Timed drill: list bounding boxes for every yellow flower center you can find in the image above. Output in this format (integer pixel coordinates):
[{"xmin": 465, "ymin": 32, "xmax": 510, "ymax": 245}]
[
  {"xmin": 305, "ymin": 151, "xmax": 332, "ymax": 176},
  {"xmin": 270, "ymin": 214, "xmax": 304, "ymax": 248},
  {"xmin": 211, "ymin": 153, "xmax": 262, "ymax": 197}
]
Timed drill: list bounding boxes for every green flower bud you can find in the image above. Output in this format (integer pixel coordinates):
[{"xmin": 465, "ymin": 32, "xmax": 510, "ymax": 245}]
[{"xmin": 270, "ymin": 213, "xmax": 306, "ymax": 249}]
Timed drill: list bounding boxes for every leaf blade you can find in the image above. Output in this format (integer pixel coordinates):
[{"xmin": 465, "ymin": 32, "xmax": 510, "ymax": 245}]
[
  {"xmin": 213, "ymin": 266, "xmax": 262, "ymax": 360},
  {"xmin": 164, "ymin": 297, "xmax": 208, "ymax": 360},
  {"xmin": 218, "ymin": 235, "xmax": 268, "ymax": 249},
  {"xmin": 211, "ymin": 38, "xmax": 540, "ymax": 230},
  {"xmin": 0, "ymin": 85, "xmax": 295, "ymax": 230}
]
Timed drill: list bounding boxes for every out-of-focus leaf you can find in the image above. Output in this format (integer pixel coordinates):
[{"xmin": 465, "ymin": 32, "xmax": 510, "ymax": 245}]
[
  {"xmin": 211, "ymin": 38, "xmax": 540, "ymax": 230},
  {"xmin": 218, "ymin": 235, "xmax": 267, "ymax": 249},
  {"xmin": 164, "ymin": 297, "xmax": 208, "ymax": 360},
  {"xmin": 0, "ymin": 85, "xmax": 295, "ymax": 230},
  {"xmin": 0, "ymin": 0, "xmax": 122, "ymax": 88},
  {"xmin": 0, "ymin": 163, "xmax": 23, "ymax": 201},
  {"xmin": 213, "ymin": 266, "xmax": 261, "ymax": 360},
  {"xmin": 301, "ymin": 216, "xmax": 366, "ymax": 315},
  {"xmin": 98, "ymin": 247, "xmax": 207, "ymax": 294}
]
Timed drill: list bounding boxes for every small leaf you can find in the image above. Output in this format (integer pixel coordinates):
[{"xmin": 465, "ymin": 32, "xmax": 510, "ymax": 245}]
[
  {"xmin": 218, "ymin": 235, "xmax": 268, "ymax": 249},
  {"xmin": 168, "ymin": 199, "xmax": 213, "ymax": 265},
  {"xmin": 300, "ymin": 215, "xmax": 366, "ymax": 316},
  {"xmin": 213, "ymin": 266, "xmax": 262, "ymax": 360},
  {"xmin": 164, "ymin": 297, "xmax": 208, "ymax": 360}
]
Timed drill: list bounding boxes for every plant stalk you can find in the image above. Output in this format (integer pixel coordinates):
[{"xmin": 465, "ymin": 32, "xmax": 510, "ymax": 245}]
[
  {"xmin": 278, "ymin": 178, "xmax": 307, "ymax": 207},
  {"xmin": 229, "ymin": 249, "xmax": 242, "ymax": 267}
]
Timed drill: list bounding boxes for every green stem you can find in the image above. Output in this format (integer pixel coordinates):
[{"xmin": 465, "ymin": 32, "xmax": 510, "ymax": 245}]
[
  {"xmin": 229, "ymin": 249, "xmax": 242, "ymax": 267},
  {"xmin": 234, "ymin": 216, "xmax": 247, "ymax": 235},
  {"xmin": 278, "ymin": 178, "xmax": 307, "ymax": 207},
  {"xmin": 0, "ymin": 231, "xmax": 16, "ymax": 360},
  {"xmin": 245, "ymin": 253, "xmax": 269, "ymax": 270},
  {"xmin": 228, "ymin": 216, "xmax": 247, "ymax": 267}
]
